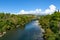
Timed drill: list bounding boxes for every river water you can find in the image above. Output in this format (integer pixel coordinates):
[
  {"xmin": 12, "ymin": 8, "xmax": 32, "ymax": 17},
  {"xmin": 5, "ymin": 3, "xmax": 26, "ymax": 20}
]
[{"xmin": 0, "ymin": 20, "xmax": 44, "ymax": 40}]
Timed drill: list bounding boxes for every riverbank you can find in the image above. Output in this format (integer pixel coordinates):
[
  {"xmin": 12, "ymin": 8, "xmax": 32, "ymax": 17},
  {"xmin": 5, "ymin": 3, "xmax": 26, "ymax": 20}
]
[
  {"xmin": 0, "ymin": 32, "xmax": 6, "ymax": 37},
  {"xmin": 0, "ymin": 20, "xmax": 44, "ymax": 40}
]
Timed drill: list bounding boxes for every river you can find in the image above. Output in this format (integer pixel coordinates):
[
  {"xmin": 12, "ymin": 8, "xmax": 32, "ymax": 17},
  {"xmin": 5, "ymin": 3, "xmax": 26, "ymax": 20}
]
[{"xmin": 0, "ymin": 20, "xmax": 44, "ymax": 40}]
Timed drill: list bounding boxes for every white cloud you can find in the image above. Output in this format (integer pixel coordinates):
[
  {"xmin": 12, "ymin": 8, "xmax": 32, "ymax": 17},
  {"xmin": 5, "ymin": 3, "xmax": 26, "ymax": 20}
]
[
  {"xmin": 44, "ymin": 4, "xmax": 56, "ymax": 14},
  {"xmin": 17, "ymin": 4, "xmax": 56, "ymax": 15},
  {"xmin": 18, "ymin": 9, "xmax": 41, "ymax": 15}
]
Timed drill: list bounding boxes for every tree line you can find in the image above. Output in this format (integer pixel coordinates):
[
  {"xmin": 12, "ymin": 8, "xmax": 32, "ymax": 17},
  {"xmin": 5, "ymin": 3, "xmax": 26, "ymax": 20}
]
[
  {"xmin": 0, "ymin": 13, "xmax": 36, "ymax": 34},
  {"xmin": 39, "ymin": 11, "xmax": 60, "ymax": 40}
]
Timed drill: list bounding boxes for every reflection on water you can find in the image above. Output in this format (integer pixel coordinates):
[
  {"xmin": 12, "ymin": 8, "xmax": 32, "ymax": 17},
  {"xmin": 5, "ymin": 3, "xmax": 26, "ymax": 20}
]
[{"xmin": 0, "ymin": 20, "xmax": 44, "ymax": 40}]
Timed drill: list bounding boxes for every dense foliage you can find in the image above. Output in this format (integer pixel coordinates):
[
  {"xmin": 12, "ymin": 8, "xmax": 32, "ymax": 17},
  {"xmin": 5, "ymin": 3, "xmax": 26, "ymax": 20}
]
[
  {"xmin": 0, "ymin": 12, "xmax": 60, "ymax": 40},
  {"xmin": 39, "ymin": 11, "xmax": 60, "ymax": 40},
  {"xmin": 0, "ymin": 13, "xmax": 36, "ymax": 33}
]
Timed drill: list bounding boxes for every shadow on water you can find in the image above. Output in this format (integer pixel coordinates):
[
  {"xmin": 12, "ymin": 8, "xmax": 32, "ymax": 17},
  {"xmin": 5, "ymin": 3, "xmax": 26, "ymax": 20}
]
[{"xmin": 0, "ymin": 20, "xmax": 44, "ymax": 40}]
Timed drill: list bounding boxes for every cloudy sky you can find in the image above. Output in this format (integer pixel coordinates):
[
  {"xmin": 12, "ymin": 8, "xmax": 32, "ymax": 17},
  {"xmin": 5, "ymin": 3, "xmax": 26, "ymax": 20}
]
[{"xmin": 0, "ymin": 0, "xmax": 60, "ymax": 15}]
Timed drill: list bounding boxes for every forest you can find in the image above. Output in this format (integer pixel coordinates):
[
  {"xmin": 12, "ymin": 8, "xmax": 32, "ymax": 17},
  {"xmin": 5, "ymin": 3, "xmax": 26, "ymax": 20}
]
[
  {"xmin": 39, "ymin": 11, "xmax": 60, "ymax": 40},
  {"xmin": 0, "ymin": 11, "xmax": 60, "ymax": 40},
  {"xmin": 0, "ymin": 13, "xmax": 36, "ymax": 34}
]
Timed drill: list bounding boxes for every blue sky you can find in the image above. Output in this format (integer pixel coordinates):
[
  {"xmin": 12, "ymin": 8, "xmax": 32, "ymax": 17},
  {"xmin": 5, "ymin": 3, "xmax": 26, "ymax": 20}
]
[{"xmin": 0, "ymin": 0, "xmax": 60, "ymax": 14}]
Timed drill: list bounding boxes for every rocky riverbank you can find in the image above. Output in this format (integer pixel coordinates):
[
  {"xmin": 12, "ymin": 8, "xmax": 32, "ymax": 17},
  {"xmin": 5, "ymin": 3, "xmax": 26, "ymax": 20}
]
[{"xmin": 0, "ymin": 32, "xmax": 6, "ymax": 37}]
